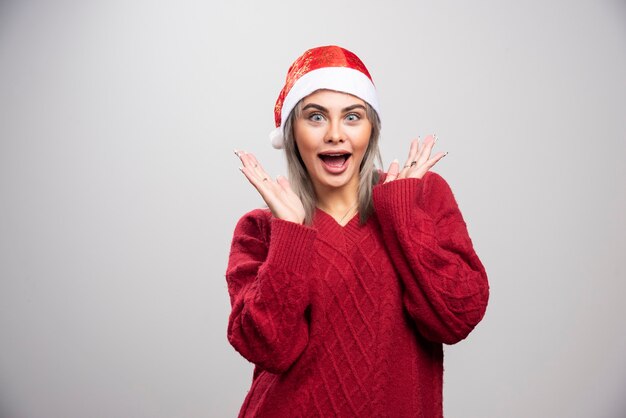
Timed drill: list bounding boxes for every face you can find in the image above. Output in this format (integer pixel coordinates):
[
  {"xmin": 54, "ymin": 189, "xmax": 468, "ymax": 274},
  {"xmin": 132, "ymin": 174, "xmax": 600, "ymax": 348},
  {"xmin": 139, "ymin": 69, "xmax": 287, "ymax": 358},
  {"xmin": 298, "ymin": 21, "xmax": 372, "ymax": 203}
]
[{"xmin": 293, "ymin": 90, "xmax": 372, "ymax": 196}]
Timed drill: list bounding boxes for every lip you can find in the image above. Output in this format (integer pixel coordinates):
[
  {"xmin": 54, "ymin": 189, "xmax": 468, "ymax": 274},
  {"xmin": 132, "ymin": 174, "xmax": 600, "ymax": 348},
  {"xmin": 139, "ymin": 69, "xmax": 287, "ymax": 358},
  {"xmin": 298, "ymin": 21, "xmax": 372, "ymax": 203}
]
[{"xmin": 318, "ymin": 150, "xmax": 352, "ymax": 175}]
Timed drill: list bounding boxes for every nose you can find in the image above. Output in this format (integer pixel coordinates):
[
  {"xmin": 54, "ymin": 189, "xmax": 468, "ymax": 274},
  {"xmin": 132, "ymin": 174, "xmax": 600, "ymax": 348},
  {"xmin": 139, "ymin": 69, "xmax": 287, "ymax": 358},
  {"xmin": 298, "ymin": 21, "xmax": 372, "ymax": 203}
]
[{"xmin": 324, "ymin": 119, "xmax": 344, "ymax": 144}]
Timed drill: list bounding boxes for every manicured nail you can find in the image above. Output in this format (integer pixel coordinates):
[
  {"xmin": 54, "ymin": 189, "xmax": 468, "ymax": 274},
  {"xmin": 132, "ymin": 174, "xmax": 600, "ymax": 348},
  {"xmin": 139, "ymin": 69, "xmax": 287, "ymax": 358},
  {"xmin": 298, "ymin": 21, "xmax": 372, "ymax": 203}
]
[
  {"xmin": 234, "ymin": 149, "xmax": 240, "ymax": 156},
  {"xmin": 443, "ymin": 151, "xmax": 448, "ymax": 157},
  {"xmin": 433, "ymin": 134, "xmax": 438, "ymax": 143}
]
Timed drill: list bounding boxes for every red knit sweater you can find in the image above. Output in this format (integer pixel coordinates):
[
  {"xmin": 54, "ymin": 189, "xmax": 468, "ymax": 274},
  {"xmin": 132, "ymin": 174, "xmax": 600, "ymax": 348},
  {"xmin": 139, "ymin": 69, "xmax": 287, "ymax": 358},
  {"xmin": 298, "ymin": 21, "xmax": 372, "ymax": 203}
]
[{"xmin": 226, "ymin": 173, "xmax": 489, "ymax": 417}]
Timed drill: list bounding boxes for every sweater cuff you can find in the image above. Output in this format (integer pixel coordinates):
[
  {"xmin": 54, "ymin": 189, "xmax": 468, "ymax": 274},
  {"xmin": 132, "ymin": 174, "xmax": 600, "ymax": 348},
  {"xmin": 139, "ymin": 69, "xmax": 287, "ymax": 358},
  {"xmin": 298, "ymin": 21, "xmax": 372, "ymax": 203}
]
[
  {"xmin": 373, "ymin": 178, "xmax": 426, "ymax": 224},
  {"xmin": 266, "ymin": 218, "xmax": 317, "ymax": 271}
]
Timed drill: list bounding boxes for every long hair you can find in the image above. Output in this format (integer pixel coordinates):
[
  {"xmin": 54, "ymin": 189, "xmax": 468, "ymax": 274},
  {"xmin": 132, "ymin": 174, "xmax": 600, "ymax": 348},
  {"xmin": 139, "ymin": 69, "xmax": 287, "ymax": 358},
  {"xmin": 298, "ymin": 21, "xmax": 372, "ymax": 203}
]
[{"xmin": 283, "ymin": 96, "xmax": 382, "ymax": 225}]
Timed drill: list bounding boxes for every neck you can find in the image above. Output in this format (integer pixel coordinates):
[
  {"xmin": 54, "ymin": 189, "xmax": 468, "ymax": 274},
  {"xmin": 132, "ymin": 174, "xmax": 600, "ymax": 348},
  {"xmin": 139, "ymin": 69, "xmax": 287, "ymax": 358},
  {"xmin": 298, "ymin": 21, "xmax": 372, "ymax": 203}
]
[{"xmin": 314, "ymin": 179, "xmax": 359, "ymax": 225}]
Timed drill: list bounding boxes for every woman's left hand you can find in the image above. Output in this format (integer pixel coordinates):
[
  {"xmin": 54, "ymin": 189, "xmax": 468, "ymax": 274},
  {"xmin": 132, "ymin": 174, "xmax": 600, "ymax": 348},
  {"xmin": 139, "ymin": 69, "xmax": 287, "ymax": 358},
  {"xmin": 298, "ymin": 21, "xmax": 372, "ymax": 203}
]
[{"xmin": 384, "ymin": 134, "xmax": 447, "ymax": 183}]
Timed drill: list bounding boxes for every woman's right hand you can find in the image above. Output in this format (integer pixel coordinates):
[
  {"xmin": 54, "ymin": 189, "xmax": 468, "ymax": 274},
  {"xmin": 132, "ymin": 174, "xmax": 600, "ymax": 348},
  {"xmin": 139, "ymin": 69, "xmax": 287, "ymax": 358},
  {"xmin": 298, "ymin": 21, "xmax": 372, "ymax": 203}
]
[{"xmin": 235, "ymin": 149, "xmax": 306, "ymax": 225}]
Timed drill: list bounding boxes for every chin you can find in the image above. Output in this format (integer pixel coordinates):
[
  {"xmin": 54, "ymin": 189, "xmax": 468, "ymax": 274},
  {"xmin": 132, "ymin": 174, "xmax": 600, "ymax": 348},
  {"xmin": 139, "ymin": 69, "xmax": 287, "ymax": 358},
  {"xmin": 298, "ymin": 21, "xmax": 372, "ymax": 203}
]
[{"xmin": 317, "ymin": 171, "xmax": 357, "ymax": 190}]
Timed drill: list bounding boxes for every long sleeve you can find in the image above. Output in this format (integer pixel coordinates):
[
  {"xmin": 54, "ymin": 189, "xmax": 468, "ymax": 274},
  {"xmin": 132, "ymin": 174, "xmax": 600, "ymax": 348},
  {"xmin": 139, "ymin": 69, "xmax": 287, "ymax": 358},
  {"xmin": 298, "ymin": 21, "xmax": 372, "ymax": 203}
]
[
  {"xmin": 226, "ymin": 209, "xmax": 317, "ymax": 374},
  {"xmin": 372, "ymin": 172, "xmax": 489, "ymax": 344}
]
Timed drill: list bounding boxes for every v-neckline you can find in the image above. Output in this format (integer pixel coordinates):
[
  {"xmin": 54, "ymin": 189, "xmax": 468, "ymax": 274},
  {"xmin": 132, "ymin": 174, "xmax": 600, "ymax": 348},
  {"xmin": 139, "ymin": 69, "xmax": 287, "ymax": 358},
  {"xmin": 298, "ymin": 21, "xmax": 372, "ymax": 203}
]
[
  {"xmin": 315, "ymin": 207, "xmax": 360, "ymax": 229},
  {"xmin": 313, "ymin": 208, "xmax": 367, "ymax": 249}
]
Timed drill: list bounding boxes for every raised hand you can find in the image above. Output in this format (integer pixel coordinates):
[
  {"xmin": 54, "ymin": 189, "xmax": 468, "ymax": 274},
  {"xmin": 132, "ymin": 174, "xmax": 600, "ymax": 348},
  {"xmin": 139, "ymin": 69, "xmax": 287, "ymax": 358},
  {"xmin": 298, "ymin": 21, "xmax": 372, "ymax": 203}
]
[
  {"xmin": 235, "ymin": 150, "xmax": 306, "ymax": 224},
  {"xmin": 384, "ymin": 135, "xmax": 447, "ymax": 183}
]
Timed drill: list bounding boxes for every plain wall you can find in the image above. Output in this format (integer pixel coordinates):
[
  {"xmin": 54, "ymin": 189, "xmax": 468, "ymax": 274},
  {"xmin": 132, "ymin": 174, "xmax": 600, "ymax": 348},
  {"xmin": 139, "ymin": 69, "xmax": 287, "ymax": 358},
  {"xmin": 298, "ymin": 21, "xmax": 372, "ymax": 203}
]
[{"xmin": 1, "ymin": 0, "xmax": 625, "ymax": 417}]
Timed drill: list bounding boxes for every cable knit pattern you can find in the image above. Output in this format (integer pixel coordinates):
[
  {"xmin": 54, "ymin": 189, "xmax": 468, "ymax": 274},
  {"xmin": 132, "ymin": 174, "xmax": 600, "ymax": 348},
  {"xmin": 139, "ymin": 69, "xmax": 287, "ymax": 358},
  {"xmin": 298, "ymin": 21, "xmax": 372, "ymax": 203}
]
[{"xmin": 226, "ymin": 172, "xmax": 489, "ymax": 417}]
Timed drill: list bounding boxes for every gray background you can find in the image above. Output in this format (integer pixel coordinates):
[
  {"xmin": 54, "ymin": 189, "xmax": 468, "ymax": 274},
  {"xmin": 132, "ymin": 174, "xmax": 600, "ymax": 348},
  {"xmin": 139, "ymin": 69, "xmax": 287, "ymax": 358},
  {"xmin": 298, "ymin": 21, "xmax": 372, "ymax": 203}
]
[{"xmin": 1, "ymin": 0, "xmax": 625, "ymax": 417}]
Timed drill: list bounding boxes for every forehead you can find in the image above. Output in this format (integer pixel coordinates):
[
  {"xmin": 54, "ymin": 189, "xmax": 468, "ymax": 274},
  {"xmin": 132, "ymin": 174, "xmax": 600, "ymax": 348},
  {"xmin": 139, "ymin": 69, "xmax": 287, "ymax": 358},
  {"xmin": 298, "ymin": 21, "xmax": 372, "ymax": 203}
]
[{"xmin": 301, "ymin": 89, "xmax": 366, "ymax": 107}]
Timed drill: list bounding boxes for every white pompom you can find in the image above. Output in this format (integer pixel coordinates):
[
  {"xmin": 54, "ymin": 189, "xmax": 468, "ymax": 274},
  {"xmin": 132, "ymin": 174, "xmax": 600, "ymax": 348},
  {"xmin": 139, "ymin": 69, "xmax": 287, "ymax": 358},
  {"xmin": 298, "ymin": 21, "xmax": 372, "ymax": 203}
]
[{"xmin": 269, "ymin": 127, "xmax": 284, "ymax": 149}]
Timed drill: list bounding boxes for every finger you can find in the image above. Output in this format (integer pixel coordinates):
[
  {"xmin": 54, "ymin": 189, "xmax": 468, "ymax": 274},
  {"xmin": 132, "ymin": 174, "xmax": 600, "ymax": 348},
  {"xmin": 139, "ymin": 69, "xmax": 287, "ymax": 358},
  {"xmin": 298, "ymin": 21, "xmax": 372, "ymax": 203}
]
[
  {"xmin": 236, "ymin": 150, "xmax": 257, "ymax": 171},
  {"xmin": 276, "ymin": 175, "xmax": 294, "ymax": 193},
  {"xmin": 234, "ymin": 149, "xmax": 248, "ymax": 166},
  {"xmin": 235, "ymin": 149, "xmax": 254, "ymax": 172},
  {"xmin": 239, "ymin": 166, "xmax": 267, "ymax": 190},
  {"xmin": 413, "ymin": 151, "xmax": 447, "ymax": 179},
  {"xmin": 415, "ymin": 134, "xmax": 436, "ymax": 168},
  {"xmin": 238, "ymin": 153, "xmax": 262, "ymax": 183},
  {"xmin": 237, "ymin": 150, "xmax": 254, "ymax": 169},
  {"xmin": 400, "ymin": 139, "xmax": 419, "ymax": 175},
  {"xmin": 402, "ymin": 139, "xmax": 419, "ymax": 168},
  {"xmin": 384, "ymin": 159, "xmax": 399, "ymax": 183},
  {"xmin": 238, "ymin": 151, "xmax": 271, "ymax": 185},
  {"xmin": 246, "ymin": 153, "xmax": 271, "ymax": 180}
]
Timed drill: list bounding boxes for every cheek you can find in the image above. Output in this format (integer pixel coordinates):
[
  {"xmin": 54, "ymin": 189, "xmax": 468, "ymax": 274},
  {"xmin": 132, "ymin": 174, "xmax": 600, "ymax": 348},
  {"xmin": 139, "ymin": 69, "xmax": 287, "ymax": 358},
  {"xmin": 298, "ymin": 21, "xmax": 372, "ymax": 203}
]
[
  {"xmin": 295, "ymin": 136, "xmax": 314, "ymax": 158},
  {"xmin": 294, "ymin": 127, "xmax": 321, "ymax": 159},
  {"xmin": 293, "ymin": 138, "xmax": 315, "ymax": 168},
  {"xmin": 354, "ymin": 127, "xmax": 372, "ymax": 155}
]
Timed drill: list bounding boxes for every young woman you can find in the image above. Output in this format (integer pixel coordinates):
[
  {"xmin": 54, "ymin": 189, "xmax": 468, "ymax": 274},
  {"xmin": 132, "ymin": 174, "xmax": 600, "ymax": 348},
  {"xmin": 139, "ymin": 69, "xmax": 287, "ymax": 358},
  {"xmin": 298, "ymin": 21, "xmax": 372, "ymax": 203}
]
[{"xmin": 226, "ymin": 45, "xmax": 489, "ymax": 417}]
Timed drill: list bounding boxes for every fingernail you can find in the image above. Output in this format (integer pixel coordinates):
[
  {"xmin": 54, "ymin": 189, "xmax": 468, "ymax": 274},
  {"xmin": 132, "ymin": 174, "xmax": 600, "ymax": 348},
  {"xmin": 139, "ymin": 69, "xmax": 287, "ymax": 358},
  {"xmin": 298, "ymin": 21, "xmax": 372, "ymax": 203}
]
[
  {"xmin": 443, "ymin": 151, "xmax": 448, "ymax": 157},
  {"xmin": 234, "ymin": 149, "xmax": 239, "ymax": 156},
  {"xmin": 392, "ymin": 158, "xmax": 398, "ymax": 164}
]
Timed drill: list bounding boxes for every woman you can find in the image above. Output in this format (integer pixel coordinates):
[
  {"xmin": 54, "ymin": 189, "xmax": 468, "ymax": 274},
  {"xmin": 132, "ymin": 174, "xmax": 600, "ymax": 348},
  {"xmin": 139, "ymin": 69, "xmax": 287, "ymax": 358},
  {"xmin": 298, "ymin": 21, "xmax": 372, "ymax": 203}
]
[{"xmin": 226, "ymin": 45, "xmax": 489, "ymax": 417}]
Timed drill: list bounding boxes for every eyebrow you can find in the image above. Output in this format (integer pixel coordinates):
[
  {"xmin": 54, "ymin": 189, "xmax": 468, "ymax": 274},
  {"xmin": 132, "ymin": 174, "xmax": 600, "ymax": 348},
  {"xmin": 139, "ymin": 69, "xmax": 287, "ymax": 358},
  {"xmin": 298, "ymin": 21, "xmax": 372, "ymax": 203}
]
[{"xmin": 302, "ymin": 103, "xmax": 367, "ymax": 113}]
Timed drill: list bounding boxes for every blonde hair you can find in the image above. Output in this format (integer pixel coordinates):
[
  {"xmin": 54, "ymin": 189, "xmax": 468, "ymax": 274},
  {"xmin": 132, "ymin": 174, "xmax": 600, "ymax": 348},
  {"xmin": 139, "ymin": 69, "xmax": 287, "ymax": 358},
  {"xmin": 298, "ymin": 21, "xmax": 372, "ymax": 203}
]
[{"xmin": 283, "ymin": 97, "xmax": 382, "ymax": 225}]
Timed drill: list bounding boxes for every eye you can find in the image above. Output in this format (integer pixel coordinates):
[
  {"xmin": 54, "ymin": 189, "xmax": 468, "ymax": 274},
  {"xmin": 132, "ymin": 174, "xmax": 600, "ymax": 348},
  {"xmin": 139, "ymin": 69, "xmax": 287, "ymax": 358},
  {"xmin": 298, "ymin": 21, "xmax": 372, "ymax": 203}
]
[
  {"xmin": 309, "ymin": 113, "xmax": 325, "ymax": 122},
  {"xmin": 345, "ymin": 113, "xmax": 361, "ymax": 122}
]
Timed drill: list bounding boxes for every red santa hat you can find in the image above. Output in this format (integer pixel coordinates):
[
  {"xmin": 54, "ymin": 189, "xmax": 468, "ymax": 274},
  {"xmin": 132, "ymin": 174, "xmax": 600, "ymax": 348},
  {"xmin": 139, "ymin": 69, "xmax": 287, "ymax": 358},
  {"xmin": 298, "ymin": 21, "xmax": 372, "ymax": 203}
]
[{"xmin": 270, "ymin": 45, "xmax": 381, "ymax": 149}]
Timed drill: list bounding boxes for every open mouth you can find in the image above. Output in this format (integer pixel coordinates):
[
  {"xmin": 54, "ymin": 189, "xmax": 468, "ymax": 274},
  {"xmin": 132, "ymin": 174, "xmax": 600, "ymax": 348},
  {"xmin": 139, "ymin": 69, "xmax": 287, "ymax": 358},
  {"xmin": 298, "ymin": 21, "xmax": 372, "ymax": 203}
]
[{"xmin": 318, "ymin": 153, "xmax": 351, "ymax": 168}]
